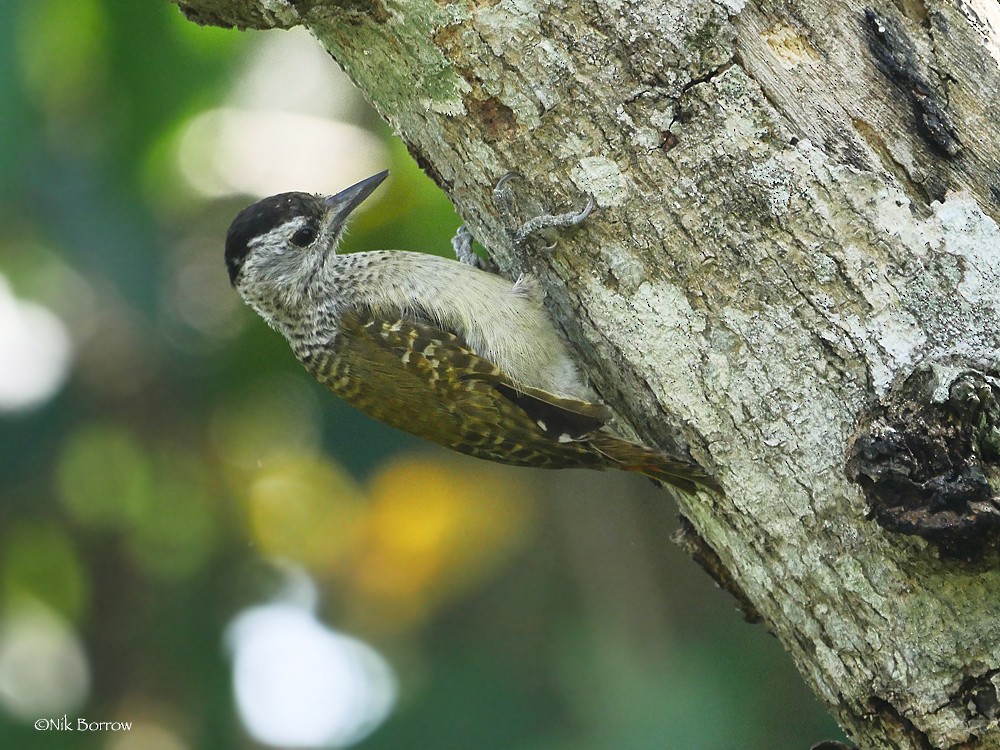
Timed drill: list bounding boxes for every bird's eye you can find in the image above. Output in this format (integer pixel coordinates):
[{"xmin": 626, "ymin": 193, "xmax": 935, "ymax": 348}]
[{"xmin": 291, "ymin": 226, "xmax": 316, "ymax": 247}]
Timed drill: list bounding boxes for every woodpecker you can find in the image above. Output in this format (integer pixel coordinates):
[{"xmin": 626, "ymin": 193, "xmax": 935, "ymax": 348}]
[{"xmin": 225, "ymin": 171, "xmax": 719, "ymax": 494}]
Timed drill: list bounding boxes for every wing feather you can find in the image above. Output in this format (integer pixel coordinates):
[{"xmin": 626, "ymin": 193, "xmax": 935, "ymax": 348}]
[{"xmin": 302, "ymin": 309, "xmax": 613, "ymax": 469}]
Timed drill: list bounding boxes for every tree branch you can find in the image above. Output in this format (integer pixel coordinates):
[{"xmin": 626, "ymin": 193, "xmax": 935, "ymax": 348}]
[{"xmin": 171, "ymin": 0, "xmax": 1000, "ymax": 746}]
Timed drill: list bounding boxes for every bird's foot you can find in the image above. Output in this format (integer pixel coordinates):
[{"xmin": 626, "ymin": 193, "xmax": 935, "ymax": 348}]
[
  {"xmin": 493, "ymin": 172, "xmax": 595, "ymax": 251},
  {"xmin": 451, "ymin": 225, "xmax": 498, "ymax": 273}
]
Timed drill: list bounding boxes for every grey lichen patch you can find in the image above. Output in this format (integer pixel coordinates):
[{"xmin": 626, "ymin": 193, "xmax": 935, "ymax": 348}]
[
  {"xmin": 934, "ymin": 195, "xmax": 1000, "ymax": 318},
  {"xmin": 683, "ymin": 13, "xmax": 733, "ymax": 69},
  {"xmin": 745, "ymin": 157, "xmax": 793, "ymax": 217},
  {"xmin": 847, "ymin": 363, "xmax": 1000, "ymax": 560},
  {"xmin": 306, "ymin": 0, "xmax": 471, "ymax": 122},
  {"xmin": 678, "ymin": 64, "xmax": 793, "ymax": 156},
  {"xmin": 607, "ymin": 252, "xmax": 645, "ymax": 295},
  {"xmin": 469, "ymin": 1, "xmax": 548, "ymax": 127},
  {"xmin": 472, "ymin": 0, "xmax": 541, "ymax": 56},
  {"xmin": 608, "ymin": 0, "xmax": 735, "ymax": 92},
  {"xmin": 614, "ymin": 280, "xmax": 733, "ymax": 436},
  {"xmin": 570, "ymin": 157, "xmax": 628, "ymax": 208}
]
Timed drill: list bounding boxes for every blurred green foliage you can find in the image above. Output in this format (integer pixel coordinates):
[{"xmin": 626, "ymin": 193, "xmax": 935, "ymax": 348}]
[{"xmin": 0, "ymin": 1, "xmax": 845, "ymax": 748}]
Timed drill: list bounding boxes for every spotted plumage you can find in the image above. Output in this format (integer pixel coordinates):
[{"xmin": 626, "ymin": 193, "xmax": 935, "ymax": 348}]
[{"xmin": 226, "ymin": 171, "xmax": 720, "ymax": 494}]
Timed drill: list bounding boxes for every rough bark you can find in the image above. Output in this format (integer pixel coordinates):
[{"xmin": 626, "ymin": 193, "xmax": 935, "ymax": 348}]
[{"xmin": 172, "ymin": 0, "xmax": 1000, "ymax": 747}]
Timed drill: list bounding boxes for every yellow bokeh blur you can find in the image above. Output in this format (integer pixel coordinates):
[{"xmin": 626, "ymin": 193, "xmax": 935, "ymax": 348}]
[
  {"xmin": 349, "ymin": 456, "xmax": 536, "ymax": 631},
  {"xmin": 244, "ymin": 454, "xmax": 366, "ymax": 573}
]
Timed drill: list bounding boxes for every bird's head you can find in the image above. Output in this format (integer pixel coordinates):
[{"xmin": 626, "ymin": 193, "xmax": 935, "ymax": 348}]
[{"xmin": 224, "ymin": 170, "xmax": 389, "ymax": 309}]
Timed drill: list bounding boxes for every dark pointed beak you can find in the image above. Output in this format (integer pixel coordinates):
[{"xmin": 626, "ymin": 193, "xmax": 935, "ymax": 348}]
[{"xmin": 323, "ymin": 170, "xmax": 389, "ymax": 233}]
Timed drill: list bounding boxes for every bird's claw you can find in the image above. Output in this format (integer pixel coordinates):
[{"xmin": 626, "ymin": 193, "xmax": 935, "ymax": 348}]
[{"xmin": 493, "ymin": 172, "xmax": 596, "ymax": 252}]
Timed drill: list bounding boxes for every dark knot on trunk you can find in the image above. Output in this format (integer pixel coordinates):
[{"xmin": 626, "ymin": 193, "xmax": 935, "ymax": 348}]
[{"xmin": 847, "ymin": 363, "xmax": 1000, "ymax": 561}]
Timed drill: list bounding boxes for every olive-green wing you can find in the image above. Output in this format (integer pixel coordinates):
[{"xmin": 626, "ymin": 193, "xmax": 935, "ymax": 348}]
[{"xmin": 307, "ymin": 310, "xmax": 614, "ymax": 468}]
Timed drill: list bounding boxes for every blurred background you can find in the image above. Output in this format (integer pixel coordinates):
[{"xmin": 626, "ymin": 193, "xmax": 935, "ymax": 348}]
[{"xmin": 0, "ymin": 1, "xmax": 844, "ymax": 748}]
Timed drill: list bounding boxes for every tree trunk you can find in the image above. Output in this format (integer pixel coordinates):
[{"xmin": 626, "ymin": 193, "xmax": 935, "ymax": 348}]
[{"xmin": 172, "ymin": 0, "xmax": 1000, "ymax": 747}]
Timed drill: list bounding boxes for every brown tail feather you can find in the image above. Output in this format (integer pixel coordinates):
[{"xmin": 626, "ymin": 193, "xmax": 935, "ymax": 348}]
[{"xmin": 588, "ymin": 433, "xmax": 722, "ymax": 494}]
